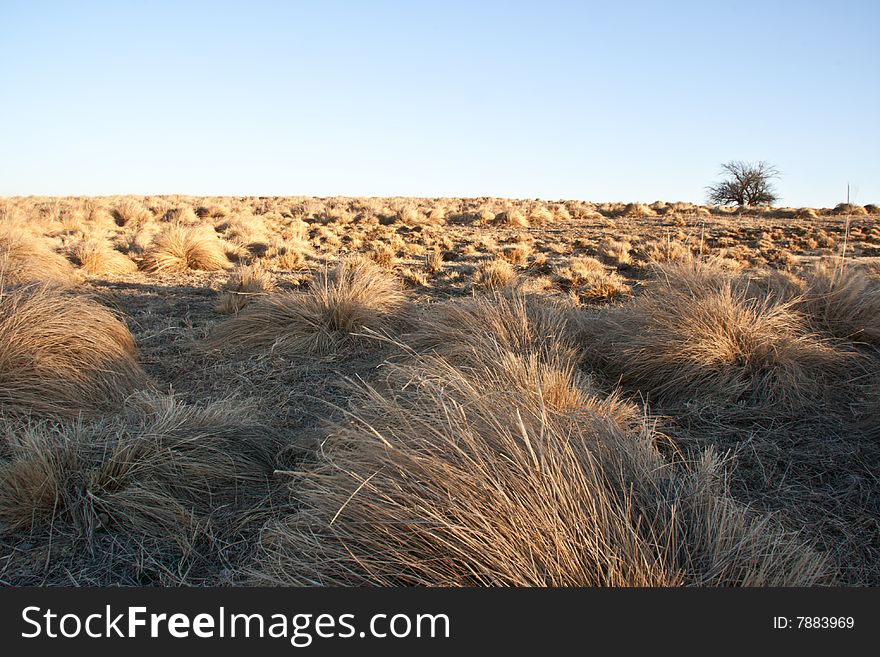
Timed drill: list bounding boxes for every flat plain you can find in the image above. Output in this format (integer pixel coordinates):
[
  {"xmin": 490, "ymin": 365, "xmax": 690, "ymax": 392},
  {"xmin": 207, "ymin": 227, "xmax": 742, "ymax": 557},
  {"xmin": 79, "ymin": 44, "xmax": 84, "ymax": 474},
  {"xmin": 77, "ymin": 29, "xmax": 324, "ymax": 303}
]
[{"xmin": 1, "ymin": 195, "xmax": 877, "ymax": 586}]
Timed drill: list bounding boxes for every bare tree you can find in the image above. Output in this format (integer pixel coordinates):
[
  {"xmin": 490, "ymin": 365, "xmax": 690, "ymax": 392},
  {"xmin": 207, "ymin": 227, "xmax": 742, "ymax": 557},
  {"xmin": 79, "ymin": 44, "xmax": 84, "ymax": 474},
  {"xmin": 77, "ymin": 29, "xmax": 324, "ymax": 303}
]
[{"xmin": 706, "ymin": 161, "xmax": 780, "ymax": 207}]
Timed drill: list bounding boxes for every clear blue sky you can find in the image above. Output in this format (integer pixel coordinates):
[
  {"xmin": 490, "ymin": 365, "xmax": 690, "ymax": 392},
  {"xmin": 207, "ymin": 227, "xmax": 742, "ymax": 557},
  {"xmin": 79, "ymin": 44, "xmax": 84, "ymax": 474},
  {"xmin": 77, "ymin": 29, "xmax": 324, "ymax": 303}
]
[{"xmin": 1, "ymin": 0, "xmax": 877, "ymax": 206}]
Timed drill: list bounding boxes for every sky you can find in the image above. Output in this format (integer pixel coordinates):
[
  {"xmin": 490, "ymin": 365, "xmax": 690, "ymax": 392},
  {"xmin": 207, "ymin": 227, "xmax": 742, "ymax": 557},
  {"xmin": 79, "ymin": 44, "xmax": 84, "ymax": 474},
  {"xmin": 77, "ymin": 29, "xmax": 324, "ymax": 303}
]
[{"xmin": 0, "ymin": 0, "xmax": 877, "ymax": 206}]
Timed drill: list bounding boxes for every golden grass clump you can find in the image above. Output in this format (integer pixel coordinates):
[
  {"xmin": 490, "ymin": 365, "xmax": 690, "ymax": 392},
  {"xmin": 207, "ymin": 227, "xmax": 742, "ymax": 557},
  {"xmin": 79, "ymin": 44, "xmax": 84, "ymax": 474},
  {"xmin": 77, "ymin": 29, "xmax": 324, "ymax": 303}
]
[
  {"xmin": 215, "ymin": 213, "xmax": 272, "ymax": 254},
  {"xmin": 795, "ymin": 261, "xmax": 880, "ymax": 345},
  {"xmin": 117, "ymin": 221, "xmax": 161, "ymax": 256},
  {"xmin": 481, "ymin": 351, "xmax": 613, "ymax": 413},
  {"xmin": 207, "ymin": 255, "xmax": 407, "ymax": 358},
  {"xmin": 555, "ymin": 255, "xmax": 606, "ymax": 279},
  {"xmin": 832, "ymin": 203, "xmax": 868, "ymax": 216},
  {"xmin": 553, "ymin": 258, "xmax": 598, "ymax": 282},
  {"xmin": 367, "ymin": 243, "xmax": 397, "ymax": 268},
  {"xmin": 650, "ymin": 201, "xmax": 669, "ymax": 213},
  {"xmin": 578, "ymin": 261, "xmax": 856, "ymax": 410},
  {"xmin": 311, "ymin": 226, "xmax": 342, "ymax": 252},
  {"xmin": 570, "ymin": 270, "xmax": 631, "ymax": 304},
  {"xmin": 51, "ymin": 207, "xmax": 90, "ymax": 238},
  {"xmin": 0, "ymin": 224, "xmax": 76, "ymax": 286},
  {"xmin": 638, "ymin": 238, "xmax": 694, "ymax": 263},
  {"xmin": 72, "ymin": 240, "xmax": 137, "ymax": 276},
  {"xmin": 395, "ymin": 205, "xmax": 422, "ymax": 225},
  {"xmin": 500, "ymin": 243, "xmax": 531, "ymax": 265},
  {"xmin": 571, "ymin": 206, "xmax": 605, "ymax": 221},
  {"xmin": 423, "ymin": 249, "xmax": 445, "ymax": 274},
  {"xmin": 402, "ymin": 240, "xmax": 425, "ymax": 258},
  {"xmin": 740, "ymin": 267, "xmax": 805, "ymax": 302},
  {"xmin": 255, "ymin": 352, "xmax": 831, "ymax": 586},
  {"xmin": 399, "ymin": 266, "xmax": 430, "ymax": 288},
  {"xmin": 599, "ymin": 238, "xmax": 632, "ymax": 266},
  {"xmin": 427, "ymin": 206, "xmax": 447, "ymax": 224},
  {"xmin": 474, "ymin": 257, "xmax": 518, "ymax": 290},
  {"xmin": 262, "ymin": 239, "xmax": 310, "ymax": 270},
  {"xmin": 0, "ymin": 284, "xmax": 151, "ymax": 418},
  {"xmin": 0, "ymin": 393, "xmax": 280, "ymax": 582},
  {"xmin": 217, "ymin": 263, "xmax": 277, "ymax": 314},
  {"xmin": 496, "ymin": 207, "xmax": 529, "ymax": 228},
  {"xmin": 84, "ymin": 204, "xmax": 120, "ymax": 231},
  {"xmin": 552, "ymin": 204, "xmax": 572, "ymax": 222},
  {"xmin": 620, "ymin": 202, "xmax": 657, "ymax": 218},
  {"xmin": 528, "ymin": 205, "xmax": 555, "ymax": 225},
  {"xmin": 195, "ymin": 204, "xmax": 229, "ymax": 219},
  {"xmin": 280, "ymin": 217, "xmax": 310, "ymax": 242},
  {"xmin": 407, "ymin": 291, "xmax": 583, "ymax": 370},
  {"xmin": 669, "ymin": 201, "xmax": 698, "ymax": 214},
  {"xmin": 596, "ymin": 202, "xmax": 620, "ymax": 217},
  {"xmin": 142, "ymin": 224, "xmax": 231, "ymax": 272},
  {"xmin": 160, "ymin": 206, "xmax": 201, "ymax": 225},
  {"xmin": 475, "ymin": 207, "xmax": 496, "ymax": 224},
  {"xmin": 766, "ymin": 248, "xmax": 798, "ymax": 270},
  {"xmin": 813, "ymin": 229, "xmax": 836, "ymax": 249},
  {"xmin": 554, "ymin": 257, "xmax": 632, "ymax": 303},
  {"xmin": 110, "ymin": 199, "xmax": 153, "ymax": 227},
  {"xmin": 406, "ymin": 303, "xmax": 636, "ymax": 422}
]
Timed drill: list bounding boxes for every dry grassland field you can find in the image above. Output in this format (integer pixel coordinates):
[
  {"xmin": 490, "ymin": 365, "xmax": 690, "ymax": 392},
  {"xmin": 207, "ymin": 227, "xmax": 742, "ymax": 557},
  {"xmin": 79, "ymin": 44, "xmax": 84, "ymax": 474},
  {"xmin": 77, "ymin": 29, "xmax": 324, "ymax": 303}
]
[{"xmin": 0, "ymin": 195, "xmax": 878, "ymax": 586}]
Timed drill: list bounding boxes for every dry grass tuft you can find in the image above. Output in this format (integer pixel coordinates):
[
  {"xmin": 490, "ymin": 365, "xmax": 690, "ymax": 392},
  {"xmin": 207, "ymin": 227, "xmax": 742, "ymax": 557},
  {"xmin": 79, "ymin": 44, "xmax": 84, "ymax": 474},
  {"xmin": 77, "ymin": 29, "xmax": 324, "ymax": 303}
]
[
  {"xmin": 117, "ymin": 222, "xmax": 161, "ymax": 256},
  {"xmin": 0, "ymin": 393, "xmax": 281, "ymax": 583},
  {"xmin": 639, "ymin": 238, "xmax": 694, "ymax": 263},
  {"xmin": 528, "ymin": 205, "xmax": 555, "ymax": 225},
  {"xmin": 395, "ymin": 205, "xmax": 422, "ymax": 225},
  {"xmin": 215, "ymin": 214, "xmax": 271, "ymax": 253},
  {"xmin": 255, "ymin": 352, "xmax": 831, "ymax": 586},
  {"xmin": 195, "ymin": 204, "xmax": 228, "ymax": 219},
  {"xmin": 578, "ymin": 261, "xmax": 857, "ymax": 410},
  {"xmin": 599, "ymin": 239, "xmax": 632, "ymax": 266},
  {"xmin": 552, "ymin": 204, "xmax": 572, "ymax": 222},
  {"xmin": 0, "ymin": 224, "xmax": 76, "ymax": 286},
  {"xmin": 142, "ymin": 224, "xmax": 231, "ymax": 272},
  {"xmin": 796, "ymin": 261, "xmax": 880, "ymax": 345},
  {"xmin": 474, "ymin": 208, "xmax": 496, "ymax": 224},
  {"xmin": 832, "ymin": 203, "xmax": 868, "ymax": 216},
  {"xmin": 556, "ymin": 256, "xmax": 605, "ymax": 279},
  {"xmin": 407, "ymin": 291, "xmax": 583, "ymax": 370},
  {"xmin": 367, "ymin": 243, "xmax": 397, "ymax": 268},
  {"xmin": 263, "ymin": 239, "xmax": 310, "ymax": 270},
  {"xmin": 110, "ymin": 199, "xmax": 152, "ymax": 227},
  {"xmin": 216, "ymin": 264, "xmax": 277, "ymax": 314},
  {"xmin": 621, "ymin": 202, "xmax": 657, "ymax": 218},
  {"xmin": 496, "ymin": 207, "xmax": 529, "ymax": 228},
  {"xmin": 207, "ymin": 255, "xmax": 407, "ymax": 358},
  {"xmin": 161, "ymin": 206, "xmax": 201, "ymax": 225},
  {"xmin": 424, "ymin": 249, "xmax": 444, "ymax": 274},
  {"xmin": 399, "ymin": 266, "xmax": 430, "ymax": 288},
  {"xmin": 0, "ymin": 284, "xmax": 151, "ymax": 418},
  {"xmin": 554, "ymin": 257, "xmax": 632, "ymax": 303},
  {"xmin": 500, "ymin": 243, "xmax": 531, "ymax": 265},
  {"xmin": 569, "ymin": 271, "xmax": 631, "ymax": 304},
  {"xmin": 427, "ymin": 206, "xmax": 447, "ymax": 224},
  {"xmin": 72, "ymin": 240, "xmax": 137, "ymax": 276},
  {"xmin": 474, "ymin": 258, "xmax": 518, "ymax": 290},
  {"xmin": 410, "ymin": 309, "xmax": 636, "ymax": 422}
]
